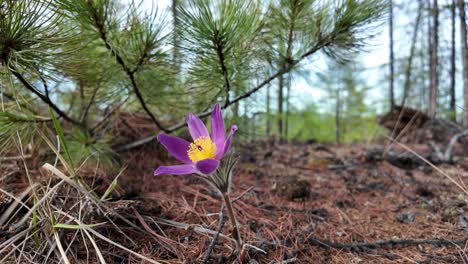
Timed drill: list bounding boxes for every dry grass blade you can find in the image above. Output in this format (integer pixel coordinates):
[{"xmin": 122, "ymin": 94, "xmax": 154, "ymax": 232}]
[
  {"xmin": 85, "ymin": 227, "xmax": 164, "ymax": 264},
  {"xmin": 11, "ymin": 180, "xmax": 65, "ymax": 230},
  {"xmin": 82, "ymin": 228, "xmax": 107, "ymax": 264},
  {"xmin": 53, "ymin": 231, "xmax": 71, "ymax": 264},
  {"xmin": 0, "ymin": 185, "xmax": 35, "ymax": 226},
  {"xmin": 44, "ymin": 163, "xmax": 165, "ymax": 263}
]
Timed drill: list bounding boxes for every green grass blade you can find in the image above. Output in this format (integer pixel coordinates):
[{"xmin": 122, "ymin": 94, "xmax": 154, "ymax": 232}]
[
  {"xmin": 48, "ymin": 107, "xmax": 75, "ymax": 176},
  {"xmin": 101, "ymin": 174, "xmax": 121, "ymax": 201},
  {"xmin": 53, "ymin": 222, "xmax": 106, "ymax": 229}
]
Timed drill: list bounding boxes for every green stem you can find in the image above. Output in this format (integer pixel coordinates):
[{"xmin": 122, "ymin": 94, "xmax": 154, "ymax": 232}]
[{"xmin": 222, "ymin": 193, "xmax": 243, "ymax": 252}]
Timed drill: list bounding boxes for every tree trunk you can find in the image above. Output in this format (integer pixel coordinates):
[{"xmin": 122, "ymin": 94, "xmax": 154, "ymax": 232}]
[
  {"xmin": 459, "ymin": 0, "xmax": 468, "ymax": 127},
  {"xmin": 402, "ymin": 0, "xmax": 422, "ymax": 107},
  {"xmin": 278, "ymin": 73, "xmax": 284, "ymax": 140},
  {"xmin": 285, "ymin": 73, "xmax": 291, "ymax": 140},
  {"xmin": 450, "ymin": 0, "xmax": 457, "ymax": 122},
  {"xmin": 389, "ymin": 0, "xmax": 395, "ymax": 110},
  {"xmin": 266, "ymin": 84, "xmax": 271, "ymax": 136},
  {"xmin": 428, "ymin": 0, "xmax": 438, "ymax": 119},
  {"xmin": 335, "ymin": 87, "xmax": 341, "ymax": 144}
]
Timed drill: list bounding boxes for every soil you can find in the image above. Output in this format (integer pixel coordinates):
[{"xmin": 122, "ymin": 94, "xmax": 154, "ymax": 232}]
[
  {"xmin": 1, "ymin": 140, "xmax": 467, "ymax": 263},
  {"xmin": 116, "ymin": 140, "xmax": 468, "ymax": 263}
]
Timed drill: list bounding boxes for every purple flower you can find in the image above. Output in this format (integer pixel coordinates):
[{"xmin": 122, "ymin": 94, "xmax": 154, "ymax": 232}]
[{"xmin": 154, "ymin": 104, "xmax": 237, "ymax": 176}]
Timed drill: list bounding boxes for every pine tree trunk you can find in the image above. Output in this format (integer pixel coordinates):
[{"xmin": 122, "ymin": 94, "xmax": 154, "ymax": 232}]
[
  {"xmin": 389, "ymin": 0, "xmax": 395, "ymax": 110},
  {"xmin": 428, "ymin": 0, "xmax": 439, "ymax": 119},
  {"xmin": 459, "ymin": 0, "xmax": 468, "ymax": 127},
  {"xmin": 285, "ymin": 73, "xmax": 291, "ymax": 140},
  {"xmin": 450, "ymin": 0, "xmax": 457, "ymax": 122},
  {"xmin": 402, "ymin": 0, "xmax": 422, "ymax": 107},
  {"xmin": 335, "ymin": 88, "xmax": 341, "ymax": 144},
  {"xmin": 266, "ymin": 84, "xmax": 271, "ymax": 136},
  {"xmin": 278, "ymin": 73, "xmax": 284, "ymax": 140}
]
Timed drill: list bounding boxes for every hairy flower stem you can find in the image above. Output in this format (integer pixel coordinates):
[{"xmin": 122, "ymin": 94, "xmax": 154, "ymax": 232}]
[{"xmin": 222, "ymin": 193, "xmax": 243, "ymax": 255}]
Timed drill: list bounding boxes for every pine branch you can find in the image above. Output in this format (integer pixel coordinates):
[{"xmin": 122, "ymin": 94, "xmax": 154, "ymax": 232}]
[
  {"xmin": 10, "ymin": 68, "xmax": 84, "ymax": 128},
  {"xmin": 115, "ymin": 39, "xmax": 330, "ymax": 151},
  {"xmin": 90, "ymin": 7, "xmax": 169, "ymax": 133},
  {"xmin": 114, "ymin": 0, "xmax": 385, "ymax": 151},
  {"xmin": 80, "ymin": 84, "xmax": 100, "ymax": 125},
  {"xmin": 0, "ymin": 91, "xmax": 39, "ymax": 115},
  {"xmin": 213, "ymin": 29, "xmax": 231, "ymax": 106}
]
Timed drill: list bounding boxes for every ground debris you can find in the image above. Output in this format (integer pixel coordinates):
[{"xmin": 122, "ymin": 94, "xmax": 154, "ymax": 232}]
[{"xmin": 2, "ymin": 140, "xmax": 467, "ymax": 263}]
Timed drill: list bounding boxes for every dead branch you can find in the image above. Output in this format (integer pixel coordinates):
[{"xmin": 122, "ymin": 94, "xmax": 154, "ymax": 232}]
[
  {"xmin": 428, "ymin": 128, "xmax": 468, "ymax": 162},
  {"xmin": 366, "ymin": 148, "xmax": 426, "ymax": 169},
  {"xmin": 443, "ymin": 128, "xmax": 468, "ymax": 160},
  {"xmin": 201, "ymin": 204, "xmax": 226, "ymax": 264},
  {"xmin": 309, "ymin": 237, "xmax": 468, "ymax": 252}
]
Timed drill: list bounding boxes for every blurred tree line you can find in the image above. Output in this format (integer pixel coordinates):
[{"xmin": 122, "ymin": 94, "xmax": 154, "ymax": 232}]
[
  {"xmin": 387, "ymin": 0, "xmax": 468, "ymax": 125},
  {"xmin": 0, "ymin": 0, "xmax": 391, "ymax": 163}
]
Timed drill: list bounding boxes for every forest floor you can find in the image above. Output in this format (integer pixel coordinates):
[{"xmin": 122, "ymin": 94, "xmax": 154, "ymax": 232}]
[
  {"xmin": 117, "ymin": 140, "xmax": 468, "ymax": 263},
  {"xmin": 1, "ymin": 140, "xmax": 468, "ymax": 263}
]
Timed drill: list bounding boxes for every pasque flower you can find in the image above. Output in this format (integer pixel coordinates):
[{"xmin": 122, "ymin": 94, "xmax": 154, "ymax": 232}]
[{"xmin": 154, "ymin": 104, "xmax": 237, "ymax": 176}]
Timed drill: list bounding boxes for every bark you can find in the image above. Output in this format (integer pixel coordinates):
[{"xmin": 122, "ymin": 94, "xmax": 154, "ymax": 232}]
[
  {"xmin": 459, "ymin": 0, "xmax": 468, "ymax": 127},
  {"xmin": 428, "ymin": 0, "xmax": 439, "ymax": 119},
  {"xmin": 450, "ymin": 0, "xmax": 457, "ymax": 122},
  {"xmin": 402, "ymin": 0, "xmax": 422, "ymax": 106},
  {"xmin": 335, "ymin": 88, "xmax": 341, "ymax": 144},
  {"xmin": 266, "ymin": 84, "xmax": 271, "ymax": 136},
  {"xmin": 389, "ymin": 0, "xmax": 395, "ymax": 110},
  {"xmin": 278, "ymin": 73, "xmax": 284, "ymax": 139},
  {"xmin": 285, "ymin": 73, "xmax": 291, "ymax": 140}
]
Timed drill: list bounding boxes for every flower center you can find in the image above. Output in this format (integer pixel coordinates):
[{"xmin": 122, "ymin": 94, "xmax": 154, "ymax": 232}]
[{"xmin": 187, "ymin": 136, "xmax": 217, "ymax": 162}]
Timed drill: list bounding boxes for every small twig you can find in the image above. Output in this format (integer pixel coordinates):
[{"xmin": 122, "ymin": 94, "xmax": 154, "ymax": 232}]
[
  {"xmin": 0, "ymin": 154, "xmax": 32, "ymax": 161},
  {"xmin": 418, "ymin": 253, "xmax": 467, "ymax": 264},
  {"xmin": 201, "ymin": 204, "xmax": 226, "ymax": 264},
  {"xmin": 232, "ymin": 187, "xmax": 254, "ymax": 203}
]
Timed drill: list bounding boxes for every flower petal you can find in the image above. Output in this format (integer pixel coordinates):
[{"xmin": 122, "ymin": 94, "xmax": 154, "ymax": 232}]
[
  {"xmin": 187, "ymin": 113, "xmax": 209, "ymax": 140},
  {"xmin": 222, "ymin": 125, "xmax": 237, "ymax": 156},
  {"xmin": 157, "ymin": 133, "xmax": 192, "ymax": 164},
  {"xmin": 195, "ymin": 159, "xmax": 219, "ymax": 174},
  {"xmin": 211, "ymin": 104, "xmax": 225, "ymax": 151},
  {"xmin": 154, "ymin": 164, "xmax": 196, "ymax": 176}
]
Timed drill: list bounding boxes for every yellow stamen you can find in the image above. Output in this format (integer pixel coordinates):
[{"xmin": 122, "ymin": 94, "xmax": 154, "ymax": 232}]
[{"xmin": 187, "ymin": 136, "xmax": 217, "ymax": 162}]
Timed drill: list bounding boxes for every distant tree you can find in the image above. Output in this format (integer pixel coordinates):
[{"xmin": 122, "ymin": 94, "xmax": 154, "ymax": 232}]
[
  {"xmin": 389, "ymin": 0, "xmax": 395, "ymax": 110},
  {"xmin": 402, "ymin": 0, "xmax": 423, "ymax": 107},
  {"xmin": 458, "ymin": 0, "xmax": 468, "ymax": 127},
  {"xmin": 266, "ymin": 84, "xmax": 272, "ymax": 136},
  {"xmin": 450, "ymin": 0, "xmax": 457, "ymax": 122},
  {"xmin": 317, "ymin": 61, "xmax": 369, "ymax": 144},
  {"xmin": 428, "ymin": 0, "xmax": 439, "ymax": 119}
]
